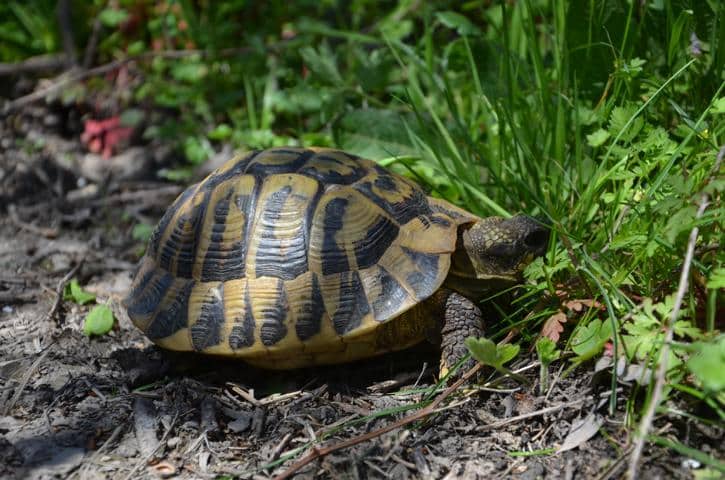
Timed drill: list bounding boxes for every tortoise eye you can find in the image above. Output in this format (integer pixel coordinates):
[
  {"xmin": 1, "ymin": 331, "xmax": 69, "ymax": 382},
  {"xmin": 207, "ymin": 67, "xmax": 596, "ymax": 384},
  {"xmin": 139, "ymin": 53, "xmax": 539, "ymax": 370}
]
[{"xmin": 524, "ymin": 229, "xmax": 549, "ymax": 252}]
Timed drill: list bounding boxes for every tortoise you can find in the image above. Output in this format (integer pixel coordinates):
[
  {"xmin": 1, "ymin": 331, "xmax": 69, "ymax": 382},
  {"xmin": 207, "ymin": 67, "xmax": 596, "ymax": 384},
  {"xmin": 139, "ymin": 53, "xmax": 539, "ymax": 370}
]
[{"xmin": 123, "ymin": 147, "xmax": 548, "ymax": 376}]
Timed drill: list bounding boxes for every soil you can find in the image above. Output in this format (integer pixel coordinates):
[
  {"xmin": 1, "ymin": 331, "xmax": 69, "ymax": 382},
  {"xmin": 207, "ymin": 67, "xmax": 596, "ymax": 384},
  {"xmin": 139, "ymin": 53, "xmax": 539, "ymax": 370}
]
[{"xmin": 0, "ymin": 102, "xmax": 720, "ymax": 479}]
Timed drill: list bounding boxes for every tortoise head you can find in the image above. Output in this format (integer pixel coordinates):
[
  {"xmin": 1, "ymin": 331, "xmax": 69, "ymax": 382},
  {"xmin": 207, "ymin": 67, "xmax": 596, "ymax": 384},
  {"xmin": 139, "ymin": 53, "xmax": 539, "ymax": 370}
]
[{"xmin": 446, "ymin": 215, "xmax": 549, "ymax": 298}]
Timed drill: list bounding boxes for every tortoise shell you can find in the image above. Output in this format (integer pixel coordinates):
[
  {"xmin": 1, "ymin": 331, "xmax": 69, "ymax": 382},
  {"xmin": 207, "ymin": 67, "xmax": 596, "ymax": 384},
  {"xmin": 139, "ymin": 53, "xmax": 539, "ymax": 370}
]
[{"xmin": 123, "ymin": 148, "xmax": 478, "ymax": 367}]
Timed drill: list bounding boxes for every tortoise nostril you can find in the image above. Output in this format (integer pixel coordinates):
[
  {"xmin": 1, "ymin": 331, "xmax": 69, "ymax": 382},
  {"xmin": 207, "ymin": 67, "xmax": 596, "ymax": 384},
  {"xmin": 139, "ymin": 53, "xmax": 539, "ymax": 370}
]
[{"xmin": 524, "ymin": 229, "xmax": 549, "ymax": 252}]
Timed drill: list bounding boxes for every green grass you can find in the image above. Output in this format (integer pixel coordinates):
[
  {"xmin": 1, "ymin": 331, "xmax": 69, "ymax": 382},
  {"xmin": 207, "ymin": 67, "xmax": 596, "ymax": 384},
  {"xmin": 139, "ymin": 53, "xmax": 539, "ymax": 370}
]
[{"xmin": 3, "ymin": 0, "xmax": 723, "ymax": 473}]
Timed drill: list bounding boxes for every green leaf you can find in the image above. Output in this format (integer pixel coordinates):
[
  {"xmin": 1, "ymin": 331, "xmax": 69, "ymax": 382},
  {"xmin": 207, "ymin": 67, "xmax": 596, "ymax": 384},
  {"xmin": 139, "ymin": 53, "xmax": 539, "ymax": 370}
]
[
  {"xmin": 663, "ymin": 205, "xmax": 697, "ymax": 244},
  {"xmin": 686, "ymin": 337, "xmax": 725, "ymax": 392},
  {"xmin": 435, "ymin": 11, "xmax": 482, "ymax": 36},
  {"xmin": 183, "ymin": 136, "xmax": 213, "ymax": 164},
  {"xmin": 706, "ymin": 267, "xmax": 725, "ymax": 289},
  {"xmin": 333, "ymin": 109, "xmax": 418, "ymax": 159},
  {"xmin": 711, "ymin": 97, "xmax": 725, "ymax": 114},
  {"xmin": 465, "ymin": 337, "xmax": 520, "ymax": 368},
  {"xmin": 127, "ymin": 40, "xmax": 145, "ymax": 56},
  {"xmin": 586, "ymin": 128, "xmax": 610, "ymax": 147},
  {"xmin": 536, "ymin": 337, "xmax": 561, "ymax": 365},
  {"xmin": 609, "ymin": 106, "xmax": 644, "ymax": 142},
  {"xmin": 99, "ymin": 8, "xmax": 129, "ymax": 27},
  {"xmin": 300, "ymin": 44, "xmax": 343, "ymax": 85},
  {"xmin": 208, "ymin": 124, "xmax": 233, "ymax": 141},
  {"xmin": 171, "ymin": 61, "xmax": 208, "ymax": 83},
  {"xmin": 63, "ymin": 279, "xmax": 96, "ymax": 305},
  {"xmin": 571, "ymin": 319, "xmax": 612, "ymax": 360},
  {"xmin": 379, "ymin": 19, "xmax": 414, "ymax": 41},
  {"xmin": 132, "ymin": 223, "xmax": 154, "ymax": 243},
  {"xmin": 83, "ymin": 305, "xmax": 115, "ymax": 336}
]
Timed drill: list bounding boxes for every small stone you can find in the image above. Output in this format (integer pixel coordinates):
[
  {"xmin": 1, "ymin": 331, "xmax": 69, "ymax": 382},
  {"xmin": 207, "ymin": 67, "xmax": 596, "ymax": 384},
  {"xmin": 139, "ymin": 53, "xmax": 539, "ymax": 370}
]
[
  {"xmin": 681, "ymin": 458, "xmax": 701, "ymax": 469},
  {"xmin": 166, "ymin": 437, "xmax": 181, "ymax": 449}
]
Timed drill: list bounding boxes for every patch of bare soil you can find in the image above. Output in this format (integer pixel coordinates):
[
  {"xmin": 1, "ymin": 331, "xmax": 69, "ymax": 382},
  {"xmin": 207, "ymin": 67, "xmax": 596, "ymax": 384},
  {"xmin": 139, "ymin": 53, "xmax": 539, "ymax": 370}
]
[{"xmin": 0, "ymin": 103, "xmax": 719, "ymax": 479}]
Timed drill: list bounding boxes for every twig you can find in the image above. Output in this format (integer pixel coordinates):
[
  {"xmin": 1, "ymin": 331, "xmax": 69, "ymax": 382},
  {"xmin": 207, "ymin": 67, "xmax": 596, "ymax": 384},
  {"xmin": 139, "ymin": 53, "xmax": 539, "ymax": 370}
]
[
  {"xmin": 227, "ymin": 384, "xmax": 261, "ymax": 407},
  {"xmin": 8, "ymin": 204, "xmax": 59, "ymax": 238},
  {"xmin": 269, "ymin": 432, "xmax": 294, "ymax": 463},
  {"xmin": 593, "ymin": 447, "xmax": 634, "ymax": 480},
  {"xmin": 272, "ymin": 363, "xmax": 482, "ymax": 480},
  {"xmin": 82, "ymin": 3, "xmax": 105, "ymax": 69},
  {"xmin": 57, "ymin": 0, "xmax": 77, "ymax": 67},
  {"xmin": 475, "ymin": 397, "xmax": 587, "ymax": 432},
  {"xmin": 260, "ymin": 390, "xmax": 303, "ymax": 406},
  {"xmin": 0, "ymin": 54, "xmax": 67, "ymax": 76},
  {"xmin": 45, "ymin": 258, "xmax": 85, "ymax": 322},
  {"xmin": 2, "ymin": 348, "xmax": 51, "ymax": 415},
  {"xmin": 626, "ymin": 145, "xmax": 722, "ymax": 479}
]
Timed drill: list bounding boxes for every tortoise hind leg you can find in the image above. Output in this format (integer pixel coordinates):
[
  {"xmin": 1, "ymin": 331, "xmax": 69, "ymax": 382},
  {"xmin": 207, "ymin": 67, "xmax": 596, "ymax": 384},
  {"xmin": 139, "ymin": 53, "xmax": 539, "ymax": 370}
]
[{"xmin": 424, "ymin": 289, "xmax": 484, "ymax": 379}]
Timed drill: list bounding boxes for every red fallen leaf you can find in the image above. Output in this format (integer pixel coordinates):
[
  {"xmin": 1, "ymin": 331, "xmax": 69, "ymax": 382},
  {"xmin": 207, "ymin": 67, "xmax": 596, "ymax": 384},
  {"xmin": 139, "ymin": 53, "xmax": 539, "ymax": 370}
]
[
  {"xmin": 82, "ymin": 119, "xmax": 104, "ymax": 141},
  {"xmin": 103, "ymin": 125, "xmax": 133, "ymax": 157},
  {"xmin": 88, "ymin": 137, "xmax": 103, "ymax": 154},
  {"xmin": 564, "ymin": 299, "xmax": 603, "ymax": 313},
  {"xmin": 82, "ymin": 116, "xmax": 133, "ymax": 158},
  {"xmin": 603, "ymin": 341, "xmax": 614, "ymax": 356},
  {"xmin": 541, "ymin": 311, "xmax": 567, "ymax": 342}
]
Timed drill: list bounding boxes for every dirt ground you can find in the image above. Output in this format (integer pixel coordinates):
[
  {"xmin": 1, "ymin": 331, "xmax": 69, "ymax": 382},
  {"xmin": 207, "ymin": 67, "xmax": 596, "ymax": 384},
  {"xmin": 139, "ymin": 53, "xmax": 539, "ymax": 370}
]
[{"xmin": 0, "ymin": 105, "xmax": 720, "ymax": 479}]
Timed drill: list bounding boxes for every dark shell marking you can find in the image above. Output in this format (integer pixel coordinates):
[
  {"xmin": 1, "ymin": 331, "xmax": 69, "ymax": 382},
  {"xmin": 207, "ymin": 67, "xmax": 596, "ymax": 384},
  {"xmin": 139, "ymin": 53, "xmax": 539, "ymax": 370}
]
[{"xmin": 125, "ymin": 148, "xmax": 471, "ymax": 355}]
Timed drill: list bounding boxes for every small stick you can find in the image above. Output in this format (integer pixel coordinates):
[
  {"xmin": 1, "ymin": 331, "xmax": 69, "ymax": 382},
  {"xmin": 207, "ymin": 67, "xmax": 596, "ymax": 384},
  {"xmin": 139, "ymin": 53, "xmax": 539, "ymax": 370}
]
[
  {"xmin": 227, "ymin": 384, "xmax": 261, "ymax": 407},
  {"xmin": 0, "ymin": 54, "xmax": 67, "ymax": 76},
  {"xmin": 45, "ymin": 258, "xmax": 84, "ymax": 322},
  {"xmin": 272, "ymin": 363, "xmax": 482, "ymax": 480},
  {"xmin": 8, "ymin": 205, "xmax": 59, "ymax": 239},
  {"xmin": 2, "ymin": 348, "xmax": 51, "ymax": 415},
  {"xmin": 475, "ymin": 398, "xmax": 587, "ymax": 432},
  {"xmin": 259, "ymin": 390, "xmax": 303, "ymax": 406},
  {"xmin": 269, "ymin": 432, "xmax": 294, "ymax": 463}
]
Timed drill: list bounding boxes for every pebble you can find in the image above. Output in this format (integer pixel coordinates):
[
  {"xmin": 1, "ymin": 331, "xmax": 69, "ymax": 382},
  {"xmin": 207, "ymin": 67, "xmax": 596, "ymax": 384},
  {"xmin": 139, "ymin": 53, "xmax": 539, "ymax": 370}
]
[
  {"xmin": 681, "ymin": 458, "xmax": 701, "ymax": 469},
  {"xmin": 166, "ymin": 436, "xmax": 181, "ymax": 449}
]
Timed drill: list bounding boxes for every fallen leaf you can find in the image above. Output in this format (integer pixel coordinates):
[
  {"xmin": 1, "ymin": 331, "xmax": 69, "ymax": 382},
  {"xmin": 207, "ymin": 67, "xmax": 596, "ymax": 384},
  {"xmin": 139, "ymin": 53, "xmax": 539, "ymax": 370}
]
[
  {"xmin": 558, "ymin": 413, "xmax": 604, "ymax": 452},
  {"xmin": 564, "ymin": 299, "xmax": 603, "ymax": 312},
  {"xmin": 541, "ymin": 311, "xmax": 567, "ymax": 342},
  {"xmin": 149, "ymin": 461, "xmax": 177, "ymax": 478}
]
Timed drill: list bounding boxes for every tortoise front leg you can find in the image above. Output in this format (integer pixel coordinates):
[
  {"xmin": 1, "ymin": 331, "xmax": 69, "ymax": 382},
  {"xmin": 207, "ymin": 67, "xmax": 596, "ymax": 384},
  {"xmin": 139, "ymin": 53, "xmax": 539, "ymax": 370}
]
[{"xmin": 425, "ymin": 289, "xmax": 485, "ymax": 379}]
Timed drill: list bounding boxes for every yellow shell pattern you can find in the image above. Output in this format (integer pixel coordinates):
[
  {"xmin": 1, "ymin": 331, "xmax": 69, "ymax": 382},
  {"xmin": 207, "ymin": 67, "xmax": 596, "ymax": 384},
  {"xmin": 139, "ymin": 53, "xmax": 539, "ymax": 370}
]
[{"xmin": 123, "ymin": 148, "xmax": 477, "ymax": 367}]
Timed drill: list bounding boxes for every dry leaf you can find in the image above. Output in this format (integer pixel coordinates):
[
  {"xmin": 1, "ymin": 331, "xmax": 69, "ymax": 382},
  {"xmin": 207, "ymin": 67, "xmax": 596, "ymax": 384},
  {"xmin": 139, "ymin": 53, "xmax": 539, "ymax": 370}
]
[
  {"xmin": 541, "ymin": 311, "xmax": 567, "ymax": 342},
  {"xmin": 558, "ymin": 413, "xmax": 604, "ymax": 452},
  {"xmin": 149, "ymin": 461, "xmax": 177, "ymax": 478},
  {"xmin": 564, "ymin": 299, "xmax": 603, "ymax": 312}
]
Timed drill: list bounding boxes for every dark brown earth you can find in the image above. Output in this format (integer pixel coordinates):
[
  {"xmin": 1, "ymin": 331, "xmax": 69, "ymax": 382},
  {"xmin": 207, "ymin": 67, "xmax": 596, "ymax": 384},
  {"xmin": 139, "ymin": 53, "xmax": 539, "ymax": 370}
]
[{"xmin": 0, "ymin": 103, "xmax": 719, "ymax": 480}]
